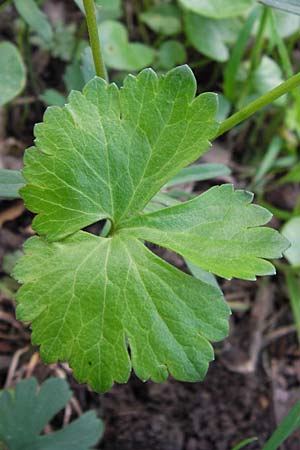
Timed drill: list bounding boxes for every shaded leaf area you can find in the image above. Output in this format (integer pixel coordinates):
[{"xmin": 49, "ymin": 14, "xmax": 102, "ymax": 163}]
[{"xmin": 0, "ymin": 377, "xmax": 103, "ymax": 450}]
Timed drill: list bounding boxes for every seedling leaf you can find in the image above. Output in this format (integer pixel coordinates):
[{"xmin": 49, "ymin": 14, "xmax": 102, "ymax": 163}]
[{"xmin": 0, "ymin": 377, "xmax": 103, "ymax": 450}]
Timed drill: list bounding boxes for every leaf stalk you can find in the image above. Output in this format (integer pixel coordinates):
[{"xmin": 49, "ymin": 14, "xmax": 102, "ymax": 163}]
[
  {"xmin": 83, "ymin": 0, "xmax": 106, "ymax": 80},
  {"xmin": 217, "ymin": 71, "xmax": 300, "ymax": 138}
]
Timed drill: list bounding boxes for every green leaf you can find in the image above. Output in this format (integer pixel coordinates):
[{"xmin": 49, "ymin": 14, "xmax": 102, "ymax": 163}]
[
  {"xmin": 231, "ymin": 437, "xmax": 258, "ymax": 450},
  {"xmin": 14, "ymin": 0, "xmax": 53, "ymax": 43},
  {"xmin": 14, "ymin": 67, "xmax": 287, "ymax": 392},
  {"xmin": 252, "ymin": 56, "xmax": 285, "ymax": 106},
  {"xmin": 260, "ymin": 0, "xmax": 300, "ymax": 16},
  {"xmin": 0, "ymin": 377, "xmax": 103, "ymax": 450},
  {"xmin": 100, "ymin": 20, "xmax": 155, "ymax": 71},
  {"xmin": 279, "ymin": 162, "xmax": 300, "ymax": 184},
  {"xmin": 179, "ymin": 0, "xmax": 255, "ymax": 19},
  {"xmin": 40, "ymin": 89, "xmax": 66, "ymax": 107},
  {"xmin": 14, "ymin": 233, "xmax": 230, "ymax": 392},
  {"xmin": 184, "ymin": 12, "xmax": 241, "ymax": 62},
  {"xmin": 0, "ymin": 42, "xmax": 26, "ymax": 106},
  {"xmin": 122, "ymin": 184, "xmax": 289, "ymax": 280},
  {"xmin": 282, "ymin": 217, "xmax": 300, "ymax": 266},
  {"xmin": 0, "ymin": 169, "xmax": 25, "ymax": 199},
  {"xmin": 140, "ymin": 5, "xmax": 182, "ymax": 36},
  {"xmin": 157, "ymin": 40, "xmax": 187, "ymax": 70},
  {"xmin": 262, "ymin": 401, "xmax": 300, "ymax": 450},
  {"xmin": 165, "ymin": 163, "xmax": 231, "ymax": 188},
  {"xmin": 20, "ymin": 67, "xmax": 218, "ymax": 241}
]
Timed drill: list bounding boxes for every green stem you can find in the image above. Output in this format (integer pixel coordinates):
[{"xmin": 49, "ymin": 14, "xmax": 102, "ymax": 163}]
[
  {"xmin": 83, "ymin": 0, "xmax": 106, "ymax": 80},
  {"xmin": 217, "ymin": 71, "xmax": 300, "ymax": 138}
]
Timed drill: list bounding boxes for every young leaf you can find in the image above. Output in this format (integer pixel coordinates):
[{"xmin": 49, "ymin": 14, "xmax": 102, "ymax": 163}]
[
  {"xmin": 121, "ymin": 184, "xmax": 289, "ymax": 280},
  {"xmin": 179, "ymin": 0, "xmax": 255, "ymax": 19},
  {"xmin": 100, "ymin": 20, "xmax": 155, "ymax": 71},
  {"xmin": 184, "ymin": 12, "xmax": 241, "ymax": 62},
  {"xmin": 157, "ymin": 40, "xmax": 187, "ymax": 70},
  {"xmin": 14, "ymin": 0, "xmax": 53, "ymax": 43},
  {"xmin": 140, "ymin": 4, "xmax": 182, "ymax": 36},
  {"xmin": 0, "ymin": 169, "xmax": 25, "ymax": 199},
  {"xmin": 14, "ymin": 67, "xmax": 287, "ymax": 392},
  {"xmin": 0, "ymin": 42, "xmax": 26, "ymax": 106},
  {"xmin": 0, "ymin": 377, "xmax": 103, "ymax": 450}
]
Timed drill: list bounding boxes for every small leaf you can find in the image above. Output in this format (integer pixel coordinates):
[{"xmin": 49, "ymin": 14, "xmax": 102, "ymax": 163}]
[
  {"xmin": 282, "ymin": 217, "xmax": 300, "ymax": 266},
  {"xmin": 0, "ymin": 169, "xmax": 25, "ymax": 199},
  {"xmin": 0, "ymin": 42, "xmax": 26, "ymax": 106},
  {"xmin": 157, "ymin": 40, "xmax": 187, "ymax": 70},
  {"xmin": 100, "ymin": 20, "xmax": 155, "ymax": 71},
  {"xmin": 40, "ymin": 89, "xmax": 66, "ymax": 107},
  {"xmin": 0, "ymin": 377, "xmax": 103, "ymax": 450},
  {"xmin": 253, "ymin": 56, "xmax": 285, "ymax": 105},
  {"xmin": 14, "ymin": 0, "xmax": 53, "ymax": 43},
  {"xmin": 179, "ymin": 0, "xmax": 255, "ymax": 19},
  {"xmin": 122, "ymin": 184, "xmax": 289, "ymax": 280},
  {"xmin": 184, "ymin": 12, "xmax": 241, "ymax": 62},
  {"xmin": 260, "ymin": 0, "xmax": 300, "ymax": 16},
  {"xmin": 140, "ymin": 5, "xmax": 182, "ymax": 36}
]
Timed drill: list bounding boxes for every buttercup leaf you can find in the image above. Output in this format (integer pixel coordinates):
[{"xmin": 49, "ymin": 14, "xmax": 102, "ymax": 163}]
[
  {"xmin": 14, "ymin": 66, "xmax": 288, "ymax": 392},
  {"xmin": 20, "ymin": 66, "xmax": 218, "ymax": 240},
  {"xmin": 121, "ymin": 184, "xmax": 289, "ymax": 280},
  {"xmin": 14, "ymin": 234, "xmax": 230, "ymax": 392},
  {"xmin": 0, "ymin": 377, "xmax": 103, "ymax": 450}
]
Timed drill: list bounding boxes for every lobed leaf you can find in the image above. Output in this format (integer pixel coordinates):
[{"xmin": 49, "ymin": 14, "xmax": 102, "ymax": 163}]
[
  {"xmin": 0, "ymin": 377, "xmax": 103, "ymax": 450},
  {"xmin": 15, "ymin": 66, "xmax": 288, "ymax": 392},
  {"xmin": 14, "ymin": 233, "xmax": 230, "ymax": 392},
  {"xmin": 121, "ymin": 184, "xmax": 289, "ymax": 280},
  {"xmin": 20, "ymin": 66, "xmax": 218, "ymax": 240}
]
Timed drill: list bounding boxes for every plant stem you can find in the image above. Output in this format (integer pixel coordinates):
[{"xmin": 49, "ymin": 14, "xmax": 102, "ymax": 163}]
[
  {"xmin": 216, "ymin": 71, "xmax": 300, "ymax": 138},
  {"xmin": 82, "ymin": 0, "xmax": 106, "ymax": 80}
]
